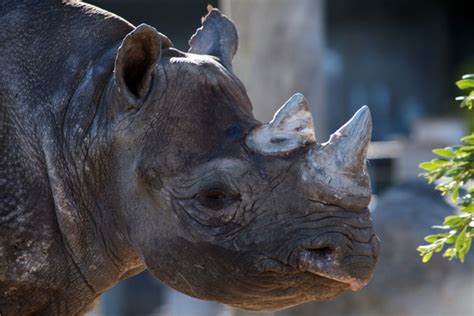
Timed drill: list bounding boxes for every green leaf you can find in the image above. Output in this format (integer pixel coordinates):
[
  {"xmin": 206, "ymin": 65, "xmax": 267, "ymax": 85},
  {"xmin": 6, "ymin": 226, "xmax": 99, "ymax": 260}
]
[
  {"xmin": 424, "ymin": 235, "xmax": 441, "ymax": 243},
  {"xmin": 433, "ymin": 148, "xmax": 456, "ymax": 157},
  {"xmin": 419, "ymin": 162, "xmax": 437, "ymax": 171},
  {"xmin": 455, "ymin": 226, "xmax": 468, "ymax": 253},
  {"xmin": 460, "ymin": 96, "xmax": 474, "ymax": 109},
  {"xmin": 459, "ymin": 205, "xmax": 474, "ymax": 214},
  {"xmin": 462, "ymin": 74, "xmax": 474, "ymax": 79},
  {"xmin": 422, "ymin": 252, "xmax": 433, "ymax": 263},
  {"xmin": 443, "ymin": 215, "xmax": 464, "ymax": 227},
  {"xmin": 418, "ymin": 245, "xmax": 435, "ymax": 252},
  {"xmin": 457, "ymin": 79, "xmax": 474, "ymax": 90},
  {"xmin": 431, "ymin": 158, "xmax": 449, "ymax": 166},
  {"xmin": 464, "ymin": 234, "xmax": 472, "ymax": 253},
  {"xmin": 461, "ymin": 134, "xmax": 474, "ymax": 145},
  {"xmin": 443, "ymin": 247, "xmax": 455, "ymax": 258},
  {"xmin": 459, "ymin": 234, "xmax": 472, "ymax": 263},
  {"xmin": 453, "ymin": 184, "xmax": 460, "ymax": 201},
  {"xmin": 446, "ymin": 235, "xmax": 456, "ymax": 244}
]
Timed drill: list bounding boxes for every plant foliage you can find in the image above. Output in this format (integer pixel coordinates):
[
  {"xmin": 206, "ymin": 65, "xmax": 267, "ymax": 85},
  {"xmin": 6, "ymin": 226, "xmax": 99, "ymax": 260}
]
[{"xmin": 417, "ymin": 74, "xmax": 474, "ymax": 263}]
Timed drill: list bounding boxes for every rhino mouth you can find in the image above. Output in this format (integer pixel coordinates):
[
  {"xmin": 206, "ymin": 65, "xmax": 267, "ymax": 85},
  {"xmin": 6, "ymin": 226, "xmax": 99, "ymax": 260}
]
[
  {"xmin": 294, "ymin": 248, "xmax": 369, "ymax": 291},
  {"xmin": 234, "ymin": 257, "xmax": 349, "ymax": 311},
  {"xmin": 256, "ymin": 247, "xmax": 371, "ymax": 292}
]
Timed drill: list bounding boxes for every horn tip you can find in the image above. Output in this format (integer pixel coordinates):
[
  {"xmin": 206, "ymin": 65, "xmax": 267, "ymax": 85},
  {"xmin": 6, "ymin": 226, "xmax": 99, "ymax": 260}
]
[
  {"xmin": 292, "ymin": 92, "xmax": 305, "ymax": 101},
  {"xmin": 355, "ymin": 105, "xmax": 372, "ymax": 126},
  {"xmin": 357, "ymin": 105, "xmax": 370, "ymax": 115},
  {"xmin": 275, "ymin": 93, "xmax": 310, "ymax": 119},
  {"xmin": 285, "ymin": 93, "xmax": 307, "ymax": 108}
]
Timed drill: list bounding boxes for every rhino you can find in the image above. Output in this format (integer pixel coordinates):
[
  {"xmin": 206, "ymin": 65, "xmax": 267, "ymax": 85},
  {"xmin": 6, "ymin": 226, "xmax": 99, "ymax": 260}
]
[{"xmin": 0, "ymin": 1, "xmax": 379, "ymax": 315}]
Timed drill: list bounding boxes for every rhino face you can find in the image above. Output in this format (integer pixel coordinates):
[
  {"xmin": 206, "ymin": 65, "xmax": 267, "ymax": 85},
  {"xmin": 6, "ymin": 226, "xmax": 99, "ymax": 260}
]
[{"xmin": 107, "ymin": 9, "xmax": 379, "ymax": 312}]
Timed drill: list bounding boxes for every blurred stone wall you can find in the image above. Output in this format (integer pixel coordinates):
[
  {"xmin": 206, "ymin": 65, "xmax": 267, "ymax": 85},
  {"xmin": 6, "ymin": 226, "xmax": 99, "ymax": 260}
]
[
  {"xmin": 88, "ymin": 0, "xmax": 217, "ymax": 50},
  {"xmin": 221, "ymin": 0, "xmax": 328, "ymax": 140}
]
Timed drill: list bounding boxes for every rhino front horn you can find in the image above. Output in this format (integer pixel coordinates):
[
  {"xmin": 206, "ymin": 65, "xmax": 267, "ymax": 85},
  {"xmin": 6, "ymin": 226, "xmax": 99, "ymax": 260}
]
[
  {"xmin": 245, "ymin": 93, "xmax": 316, "ymax": 155},
  {"xmin": 303, "ymin": 106, "xmax": 372, "ymax": 210},
  {"xmin": 319, "ymin": 105, "xmax": 372, "ymax": 173}
]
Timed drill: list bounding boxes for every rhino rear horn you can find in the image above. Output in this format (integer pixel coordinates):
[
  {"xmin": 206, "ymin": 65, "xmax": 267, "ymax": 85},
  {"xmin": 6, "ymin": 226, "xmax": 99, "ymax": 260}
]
[
  {"xmin": 245, "ymin": 93, "xmax": 316, "ymax": 155},
  {"xmin": 188, "ymin": 7, "xmax": 238, "ymax": 70},
  {"xmin": 114, "ymin": 24, "xmax": 172, "ymax": 104}
]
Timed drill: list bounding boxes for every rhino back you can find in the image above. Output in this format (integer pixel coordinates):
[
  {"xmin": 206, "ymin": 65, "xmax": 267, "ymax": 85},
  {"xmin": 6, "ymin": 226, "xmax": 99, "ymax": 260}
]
[
  {"xmin": 0, "ymin": 1, "xmax": 133, "ymax": 314},
  {"xmin": 0, "ymin": 0, "xmax": 132, "ymax": 114}
]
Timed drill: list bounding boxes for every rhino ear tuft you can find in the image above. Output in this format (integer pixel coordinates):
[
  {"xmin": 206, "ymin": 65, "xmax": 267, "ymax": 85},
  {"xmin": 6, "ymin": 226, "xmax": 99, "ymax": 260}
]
[
  {"xmin": 114, "ymin": 24, "xmax": 171, "ymax": 103},
  {"xmin": 188, "ymin": 8, "xmax": 238, "ymax": 70}
]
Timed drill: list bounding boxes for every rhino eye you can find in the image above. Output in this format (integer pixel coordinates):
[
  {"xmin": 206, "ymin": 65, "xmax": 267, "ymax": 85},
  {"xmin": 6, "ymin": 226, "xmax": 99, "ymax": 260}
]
[
  {"xmin": 205, "ymin": 191, "xmax": 226, "ymax": 200},
  {"xmin": 196, "ymin": 189, "xmax": 240, "ymax": 211}
]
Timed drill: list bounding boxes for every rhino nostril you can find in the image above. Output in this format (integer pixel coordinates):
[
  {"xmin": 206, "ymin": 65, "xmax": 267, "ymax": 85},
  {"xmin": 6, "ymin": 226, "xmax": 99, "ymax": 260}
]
[
  {"xmin": 295, "ymin": 246, "xmax": 338, "ymax": 273},
  {"xmin": 307, "ymin": 246, "xmax": 335, "ymax": 261},
  {"xmin": 293, "ymin": 245, "xmax": 371, "ymax": 291}
]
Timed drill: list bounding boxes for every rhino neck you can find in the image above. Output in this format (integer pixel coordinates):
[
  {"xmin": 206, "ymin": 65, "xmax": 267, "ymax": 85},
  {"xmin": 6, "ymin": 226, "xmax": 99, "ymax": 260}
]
[
  {"xmin": 0, "ymin": 1, "xmax": 145, "ymax": 313},
  {"xmin": 40, "ymin": 49, "xmax": 146, "ymax": 298},
  {"xmin": 36, "ymin": 7, "xmax": 146, "ymax": 311}
]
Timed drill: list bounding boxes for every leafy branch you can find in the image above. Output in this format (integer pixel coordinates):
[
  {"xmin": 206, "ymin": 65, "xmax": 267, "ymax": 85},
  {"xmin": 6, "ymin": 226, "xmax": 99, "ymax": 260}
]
[{"xmin": 417, "ymin": 74, "xmax": 474, "ymax": 263}]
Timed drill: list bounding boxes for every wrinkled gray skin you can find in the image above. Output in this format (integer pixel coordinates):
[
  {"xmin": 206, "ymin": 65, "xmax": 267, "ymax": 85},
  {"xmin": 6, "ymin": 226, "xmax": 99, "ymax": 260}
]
[{"xmin": 0, "ymin": 1, "xmax": 379, "ymax": 315}]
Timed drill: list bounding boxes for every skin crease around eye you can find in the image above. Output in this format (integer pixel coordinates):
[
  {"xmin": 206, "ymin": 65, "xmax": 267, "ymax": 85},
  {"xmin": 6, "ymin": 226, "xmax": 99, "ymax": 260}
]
[
  {"xmin": 196, "ymin": 189, "xmax": 240, "ymax": 211},
  {"xmin": 205, "ymin": 191, "xmax": 226, "ymax": 200}
]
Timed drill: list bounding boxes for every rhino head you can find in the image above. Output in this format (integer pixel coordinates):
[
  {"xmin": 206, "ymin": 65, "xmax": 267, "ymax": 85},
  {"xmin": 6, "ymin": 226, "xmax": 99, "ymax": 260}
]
[{"xmin": 103, "ymin": 8, "xmax": 379, "ymax": 311}]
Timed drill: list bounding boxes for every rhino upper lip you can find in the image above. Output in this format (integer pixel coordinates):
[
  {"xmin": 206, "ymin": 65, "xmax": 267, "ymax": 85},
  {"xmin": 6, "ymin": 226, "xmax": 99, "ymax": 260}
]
[
  {"xmin": 307, "ymin": 269, "xmax": 366, "ymax": 291},
  {"xmin": 295, "ymin": 250, "xmax": 368, "ymax": 291},
  {"xmin": 256, "ymin": 254, "xmax": 366, "ymax": 291}
]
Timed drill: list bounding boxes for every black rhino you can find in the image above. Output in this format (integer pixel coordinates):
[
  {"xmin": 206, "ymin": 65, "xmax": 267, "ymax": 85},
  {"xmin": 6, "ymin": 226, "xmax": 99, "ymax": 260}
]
[{"xmin": 0, "ymin": 1, "xmax": 379, "ymax": 315}]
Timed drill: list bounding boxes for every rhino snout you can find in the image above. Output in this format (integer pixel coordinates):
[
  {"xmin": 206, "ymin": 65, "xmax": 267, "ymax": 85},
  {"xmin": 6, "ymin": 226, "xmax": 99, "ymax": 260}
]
[{"xmin": 289, "ymin": 233, "xmax": 379, "ymax": 292}]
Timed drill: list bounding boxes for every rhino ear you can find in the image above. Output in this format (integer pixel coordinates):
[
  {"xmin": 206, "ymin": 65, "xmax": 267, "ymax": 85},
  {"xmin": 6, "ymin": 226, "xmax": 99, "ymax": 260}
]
[
  {"xmin": 114, "ymin": 24, "xmax": 171, "ymax": 104},
  {"xmin": 188, "ymin": 6, "xmax": 238, "ymax": 70}
]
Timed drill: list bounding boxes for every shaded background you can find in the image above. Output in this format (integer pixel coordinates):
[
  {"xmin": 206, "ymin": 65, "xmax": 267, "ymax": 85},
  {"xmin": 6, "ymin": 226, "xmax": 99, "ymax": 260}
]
[{"xmin": 85, "ymin": 0, "xmax": 474, "ymax": 315}]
